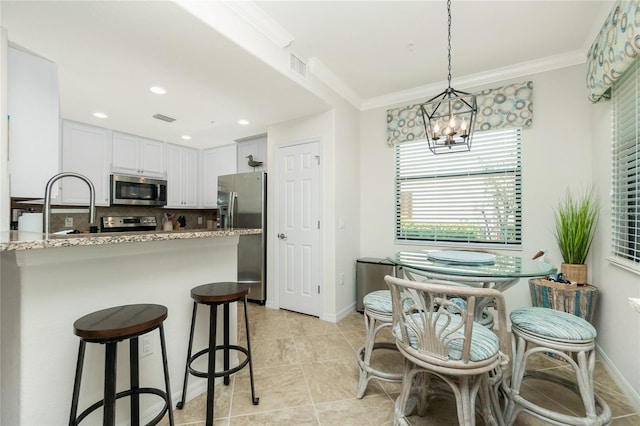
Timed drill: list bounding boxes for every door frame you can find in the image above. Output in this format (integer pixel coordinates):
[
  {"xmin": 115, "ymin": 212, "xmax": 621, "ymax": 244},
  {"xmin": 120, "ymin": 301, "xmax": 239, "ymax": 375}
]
[{"xmin": 269, "ymin": 137, "xmax": 323, "ymax": 315}]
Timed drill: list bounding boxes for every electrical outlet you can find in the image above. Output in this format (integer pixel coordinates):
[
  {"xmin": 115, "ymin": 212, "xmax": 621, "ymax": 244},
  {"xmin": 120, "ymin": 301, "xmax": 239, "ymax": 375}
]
[
  {"xmin": 65, "ymin": 217, "xmax": 73, "ymax": 227},
  {"xmin": 141, "ymin": 336, "xmax": 153, "ymax": 357},
  {"xmin": 197, "ymin": 216, "xmax": 203, "ymax": 225}
]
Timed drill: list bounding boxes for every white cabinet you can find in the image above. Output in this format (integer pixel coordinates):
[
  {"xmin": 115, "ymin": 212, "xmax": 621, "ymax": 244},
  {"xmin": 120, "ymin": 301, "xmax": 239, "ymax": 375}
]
[
  {"xmin": 112, "ymin": 132, "xmax": 165, "ymax": 178},
  {"xmin": 61, "ymin": 121, "xmax": 111, "ymax": 206},
  {"xmin": 166, "ymin": 144, "xmax": 198, "ymax": 208},
  {"xmin": 236, "ymin": 135, "xmax": 267, "ymax": 173},
  {"xmin": 8, "ymin": 47, "xmax": 60, "ymax": 198},
  {"xmin": 202, "ymin": 144, "xmax": 237, "ymax": 207}
]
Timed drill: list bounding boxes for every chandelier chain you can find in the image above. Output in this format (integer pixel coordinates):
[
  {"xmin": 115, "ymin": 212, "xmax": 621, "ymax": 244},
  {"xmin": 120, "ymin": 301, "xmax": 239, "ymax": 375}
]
[
  {"xmin": 419, "ymin": 0, "xmax": 477, "ymax": 154},
  {"xmin": 447, "ymin": 0, "xmax": 452, "ymax": 90}
]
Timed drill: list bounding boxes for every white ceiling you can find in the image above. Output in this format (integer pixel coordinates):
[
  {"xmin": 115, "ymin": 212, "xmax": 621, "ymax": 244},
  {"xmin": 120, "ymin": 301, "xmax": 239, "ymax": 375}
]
[{"xmin": 1, "ymin": 1, "xmax": 611, "ymax": 149}]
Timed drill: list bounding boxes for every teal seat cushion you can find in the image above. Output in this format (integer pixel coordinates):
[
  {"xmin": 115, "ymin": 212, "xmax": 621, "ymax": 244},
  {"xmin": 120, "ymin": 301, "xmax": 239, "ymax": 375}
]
[
  {"xmin": 510, "ymin": 307, "xmax": 596, "ymax": 341},
  {"xmin": 364, "ymin": 289, "xmax": 416, "ymax": 315},
  {"xmin": 363, "ymin": 290, "xmax": 393, "ymax": 314},
  {"xmin": 394, "ymin": 314, "xmax": 500, "ymax": 362}
]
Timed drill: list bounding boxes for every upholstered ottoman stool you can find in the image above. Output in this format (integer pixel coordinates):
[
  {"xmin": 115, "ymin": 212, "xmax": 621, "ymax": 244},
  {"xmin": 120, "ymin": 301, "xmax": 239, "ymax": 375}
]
[
  {"xmin": 503, "ymin": 307, "xmax": 611, "ymax": 426},
  {"xmin": 355, "ymin": 290, "xmax": 403, "ymax": 398}
]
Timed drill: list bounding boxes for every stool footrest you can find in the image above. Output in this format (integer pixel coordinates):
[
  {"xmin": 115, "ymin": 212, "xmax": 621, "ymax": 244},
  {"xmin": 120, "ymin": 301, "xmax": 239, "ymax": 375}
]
[
  {"xmin": 506, "ymin": 370, "xmax": 611, "ymax": 425},
  {"xmin": 74, "ymin": 387, "xmax": 169, "ymax": 426},
  {"xmin": 187, "ymin": 345, "xmax": 250, "ymax": 379},
  {"xmin": 356, "ymin": 342, "xmax": 403, "ymax": 382}
]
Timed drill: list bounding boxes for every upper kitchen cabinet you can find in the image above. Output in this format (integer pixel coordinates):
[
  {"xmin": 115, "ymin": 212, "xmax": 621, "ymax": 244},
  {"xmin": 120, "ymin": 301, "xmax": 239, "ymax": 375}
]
[
  {"xmin": 8, "ymin": 47, "xmax": 60, "ymax": 198},
  {"xmin": 60, "ymin": 120, "xmax": 111, "ymax": 206},
  {"xmin": 166, "ymin": 143, "xmax": 198, "ymax": 208},
  {"xmin": 61, "ymin": 121, "xmax": 111, "ymax": 206},
  {"xmin": 112, "ymin": 131, "xmax": 165, "ymax": 178},
  {"xmin": 201, "ymin": 144, "xmax": 237, "ymax": 208},
  {"xmin": 236, "ymin": 135, "xmax": 267, "ymax": 173}
]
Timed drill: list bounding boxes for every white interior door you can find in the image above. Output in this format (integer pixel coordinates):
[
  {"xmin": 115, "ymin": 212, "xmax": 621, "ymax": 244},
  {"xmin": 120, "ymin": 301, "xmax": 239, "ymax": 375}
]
[{"xmin": 277, "ymin": 141, "xmax": 321, "ymax": 316}]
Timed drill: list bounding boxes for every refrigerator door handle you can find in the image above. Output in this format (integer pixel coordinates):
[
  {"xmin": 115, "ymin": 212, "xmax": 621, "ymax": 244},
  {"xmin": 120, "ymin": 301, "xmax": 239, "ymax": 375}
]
[{"xmin": 228, "ymin": 191, "xmax": 238, "ymax": 228}]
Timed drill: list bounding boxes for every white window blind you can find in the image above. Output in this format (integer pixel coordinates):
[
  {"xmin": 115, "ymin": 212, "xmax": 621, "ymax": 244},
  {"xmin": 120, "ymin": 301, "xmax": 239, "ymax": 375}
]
[
  {"xmin": 612, "ymin": 59, "xmax": 640, "ymax": 268},
  {"xmin": 394, "ymin": 129, "xmax": 522, "ymax": 246}
]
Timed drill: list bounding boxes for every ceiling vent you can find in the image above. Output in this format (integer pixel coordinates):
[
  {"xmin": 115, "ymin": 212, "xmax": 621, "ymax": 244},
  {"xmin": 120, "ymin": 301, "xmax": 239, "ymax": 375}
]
[
  {"xmin": 152, "ymin": 113, "xmax": 176, "ymax": 123},
  {"xmin": 289, "ymin": 52, "xmax": 307, "ymax": 79}
]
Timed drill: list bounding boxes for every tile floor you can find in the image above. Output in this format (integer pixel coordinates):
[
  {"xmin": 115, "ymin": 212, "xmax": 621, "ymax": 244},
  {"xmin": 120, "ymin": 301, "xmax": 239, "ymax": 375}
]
[{"xmin": 162, "ymin": 303, "xmax": 639, "ymax": 425}]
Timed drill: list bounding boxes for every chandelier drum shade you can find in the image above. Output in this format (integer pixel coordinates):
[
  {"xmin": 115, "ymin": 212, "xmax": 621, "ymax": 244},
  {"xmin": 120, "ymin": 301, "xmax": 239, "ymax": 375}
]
[{"xmin": 420, "ymin": 0, "xmax": 477, "ymax": 154}]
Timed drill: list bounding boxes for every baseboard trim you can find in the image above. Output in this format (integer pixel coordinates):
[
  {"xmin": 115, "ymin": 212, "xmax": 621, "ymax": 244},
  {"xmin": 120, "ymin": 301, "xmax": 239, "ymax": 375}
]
[{"xmin": 596, "ymin": 343, "xmax": 640, "ymax": 414}]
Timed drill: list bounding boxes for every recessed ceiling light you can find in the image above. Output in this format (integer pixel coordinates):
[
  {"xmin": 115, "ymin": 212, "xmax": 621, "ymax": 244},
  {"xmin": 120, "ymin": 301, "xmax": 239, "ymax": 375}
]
[
  {"xmin": 181, "ymin": 135, "xmax": 192, "ymax": 140},
  {"xmin": 238, "ymin": 119, "xmax": 250, "ymax": 125},
  {"xmin": 93, "ymin": 112, "xmax": 108, "ymax": 119},
  {"xmin": 150, "ymin": 86, "xmax": 166, "ymax": 95}
]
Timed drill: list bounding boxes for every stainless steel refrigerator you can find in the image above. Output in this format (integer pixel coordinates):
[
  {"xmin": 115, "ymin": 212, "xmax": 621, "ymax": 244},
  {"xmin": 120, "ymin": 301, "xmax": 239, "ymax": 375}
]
[{"xmin": 217, "ymin": 171, "xmax": 267, "ymax": 303}]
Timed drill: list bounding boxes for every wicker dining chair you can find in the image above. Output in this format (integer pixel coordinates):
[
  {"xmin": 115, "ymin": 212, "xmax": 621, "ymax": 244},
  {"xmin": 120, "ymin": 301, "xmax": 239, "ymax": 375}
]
[{"xmin": 384, "ymin": 275, "xmax": 509, "ymax": 426}]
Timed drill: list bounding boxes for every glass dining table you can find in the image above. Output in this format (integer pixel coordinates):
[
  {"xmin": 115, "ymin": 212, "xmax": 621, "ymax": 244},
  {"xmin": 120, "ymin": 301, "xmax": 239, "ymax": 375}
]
[{"xmin": 386, "ymin": 250, "xmax": 558, "ymax": 326}]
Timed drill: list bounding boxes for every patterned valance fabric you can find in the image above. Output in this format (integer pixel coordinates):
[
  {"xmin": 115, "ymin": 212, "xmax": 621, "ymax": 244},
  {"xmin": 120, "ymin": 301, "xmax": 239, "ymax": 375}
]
[
  {"xmin": 587, "ymin": 0, "xmax": 640, "ymax": 103},
  {"xmin": 387, "ymin": 81, "xmax": 533, "ymax": 146}
]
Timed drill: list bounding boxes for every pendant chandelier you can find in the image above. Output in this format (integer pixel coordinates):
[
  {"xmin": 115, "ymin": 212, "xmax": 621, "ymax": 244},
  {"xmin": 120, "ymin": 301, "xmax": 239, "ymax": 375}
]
[{"xmin": 420, "ymin": 0, "xmax": 477, "ymax": 154}]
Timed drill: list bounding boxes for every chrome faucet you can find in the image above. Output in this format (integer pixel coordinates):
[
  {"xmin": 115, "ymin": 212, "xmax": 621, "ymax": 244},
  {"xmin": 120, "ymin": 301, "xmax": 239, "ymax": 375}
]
[{"xmin": 43, "ymin": 172, "xmax": 96, "ymax": 234}]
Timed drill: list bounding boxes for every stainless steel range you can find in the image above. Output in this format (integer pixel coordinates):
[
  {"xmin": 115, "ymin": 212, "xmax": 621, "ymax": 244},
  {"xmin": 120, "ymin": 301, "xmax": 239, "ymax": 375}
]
[{"xmin": 101, "ymin": 216, "xmax": 158, "ymax": 232}]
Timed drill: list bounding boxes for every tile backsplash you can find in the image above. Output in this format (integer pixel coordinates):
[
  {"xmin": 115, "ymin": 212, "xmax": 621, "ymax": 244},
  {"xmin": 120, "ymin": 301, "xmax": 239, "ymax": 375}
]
[{"xmin": 11, "ymin": 199, "xmax": 217, "ymax": 233}]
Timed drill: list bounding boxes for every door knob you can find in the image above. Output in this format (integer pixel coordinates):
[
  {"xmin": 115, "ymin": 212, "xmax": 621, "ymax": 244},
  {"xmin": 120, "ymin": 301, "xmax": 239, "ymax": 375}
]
[{"xmin": 277, "ymin": 233, "xmax": 287, "ymax": 240}]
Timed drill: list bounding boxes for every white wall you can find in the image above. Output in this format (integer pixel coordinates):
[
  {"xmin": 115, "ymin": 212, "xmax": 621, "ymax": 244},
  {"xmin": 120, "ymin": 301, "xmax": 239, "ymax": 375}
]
[
  {"xmin": 333, "ymin": 98, "xmax": 362, "ymax": 319},
  {"xmin": 267, "ymin": 98, "xmax": 361, "ymax": 321},
  {"xmin": 360, "ymin": 63, "xmax": 640, "ymax": 404},
  {"xmin": 589, "ymin": 90, "xmax": 640, "ymax": 406},
  {"xmin": 0, "ymin": 27, "xmax": 8, "ymax": 423},
  {"xmin": 361, "ymin": 64, "xmax": 594, "ymax": 310},
  {"xmin": 267, "ymin": 111, "xmax": 336, "ymax": 318},
  {"xmin": 1, "ymin": 28, "xmax": 9, "ymax": 232}
]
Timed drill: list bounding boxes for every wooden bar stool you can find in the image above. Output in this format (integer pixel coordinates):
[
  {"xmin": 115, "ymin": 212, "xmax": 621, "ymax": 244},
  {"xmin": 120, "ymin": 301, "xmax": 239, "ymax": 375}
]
[
  {"xmin": 176, "ymin": 282, "xmax": 259, "ymax": 425},
  {"xmin": 69, "ymin": 304, "xmax": 174, "ymax": 426}
]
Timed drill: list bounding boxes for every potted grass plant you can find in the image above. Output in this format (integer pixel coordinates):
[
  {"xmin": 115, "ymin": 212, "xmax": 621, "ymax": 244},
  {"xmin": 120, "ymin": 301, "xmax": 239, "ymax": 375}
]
[{"xmin": 554, "ymin": 188, "xmax": 600, "ymax": 285}]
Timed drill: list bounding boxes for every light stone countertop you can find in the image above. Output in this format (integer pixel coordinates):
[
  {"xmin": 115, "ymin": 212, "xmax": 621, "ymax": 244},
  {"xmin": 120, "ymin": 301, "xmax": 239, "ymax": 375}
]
[{"xmin": 0, "ymin": 228, "xmax": 261, "ymax": 252}]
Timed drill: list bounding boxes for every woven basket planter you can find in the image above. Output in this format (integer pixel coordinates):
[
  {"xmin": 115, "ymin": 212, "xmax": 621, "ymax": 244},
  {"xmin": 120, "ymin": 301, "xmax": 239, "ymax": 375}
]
[{"xmin": 561, "ymin": 263, "xmax": 588, "ymax": 285}]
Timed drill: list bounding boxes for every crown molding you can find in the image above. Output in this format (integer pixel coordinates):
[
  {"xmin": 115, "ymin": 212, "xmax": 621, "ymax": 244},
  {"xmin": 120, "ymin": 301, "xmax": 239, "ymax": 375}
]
[
  {"xmin": 308, "ymin": 57, "xmax": 363, "ymax": 108},
  {"xmin": 360, "ymin": 50, "xmax": 587, "ymax": 111},
  {"xmin": 224, "ymin": 1, "xmax": 295, "ymax": 48}
]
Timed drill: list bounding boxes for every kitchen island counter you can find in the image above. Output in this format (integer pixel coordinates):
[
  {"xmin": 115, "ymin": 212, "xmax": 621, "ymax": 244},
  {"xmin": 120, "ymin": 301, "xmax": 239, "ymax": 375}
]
[
  {"xmin": 1, "ymin": 229, "xmax": 252, "ymax": 425},
  {"xmin": 0, "ymin": 227, "xmax": 261, "ymax": 251}
]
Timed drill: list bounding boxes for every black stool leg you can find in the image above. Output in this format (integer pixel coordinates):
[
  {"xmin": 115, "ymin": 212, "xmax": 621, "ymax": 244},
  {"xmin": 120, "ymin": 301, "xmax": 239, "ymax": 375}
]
[
  {"xmin": 159, "ymin": 324, "xmax": 175, "ymax": 426},
  {"xmin": 177, "ymin": 302, "xmax": 198, "ymax": 410},
  {"xmin": 104, "ymin": 342, "xmax": 118, "ymax": 426},
  {"xmin": 223, "ymin": 303, "xmax": 230, "ymax": 386},
  {"xmin": 69, "ymin": 340, "xmax": 86, "ymax": 426},
  {"xmin": 243, "ymin": 297, "xmax": 259, "ymax": 405},
  {"xmin": 130, "ymin": 337, "xmax": 140, "ymax": 426},
  {"xmin": 206, "ymin": 303, "xmax": 218, "ymax": 426}
]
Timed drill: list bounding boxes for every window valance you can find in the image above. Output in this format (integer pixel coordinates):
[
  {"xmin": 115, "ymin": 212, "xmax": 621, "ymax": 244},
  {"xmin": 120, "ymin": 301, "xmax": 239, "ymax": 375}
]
[
  {"xmin": 586, "ymin": 0, "xmax": 640, "ymax": 103},
  {"xmin": 387, "ymin": 81, "xmax": 533, "ymax": 146}
]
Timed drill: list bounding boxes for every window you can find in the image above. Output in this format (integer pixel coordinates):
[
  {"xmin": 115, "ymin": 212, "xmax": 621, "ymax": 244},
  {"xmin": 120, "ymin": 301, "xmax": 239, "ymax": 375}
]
[
  {"xmin": 612, "ymin": 59, "xmax": 640, "ymax": 268},
  {"xmin": 394, "ymin": 128, "xmax": 522, "ymax": 246}
]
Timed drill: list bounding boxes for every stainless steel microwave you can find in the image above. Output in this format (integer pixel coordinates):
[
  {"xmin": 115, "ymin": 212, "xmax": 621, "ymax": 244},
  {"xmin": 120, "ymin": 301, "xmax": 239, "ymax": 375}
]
[{"xmin": 110, "ymin": 174, "xmax": 167, "ymax": 206}]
